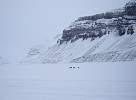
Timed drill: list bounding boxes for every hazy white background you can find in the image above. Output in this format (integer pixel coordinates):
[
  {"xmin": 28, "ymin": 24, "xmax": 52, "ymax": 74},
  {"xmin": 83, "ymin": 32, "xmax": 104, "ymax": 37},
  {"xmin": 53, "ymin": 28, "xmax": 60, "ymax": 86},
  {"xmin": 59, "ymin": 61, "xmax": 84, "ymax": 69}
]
[{"xmin": 0, "ymin": 0, "xmax": 129, "ymax": 62}]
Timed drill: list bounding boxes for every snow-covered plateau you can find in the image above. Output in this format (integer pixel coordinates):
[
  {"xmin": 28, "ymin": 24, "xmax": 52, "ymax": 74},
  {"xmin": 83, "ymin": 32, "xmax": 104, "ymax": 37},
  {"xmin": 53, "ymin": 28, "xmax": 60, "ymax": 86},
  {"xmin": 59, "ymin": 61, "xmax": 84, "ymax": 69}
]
[{"xmin": 0, "ymin": 62, "xmax": 136, "ymax": 100}]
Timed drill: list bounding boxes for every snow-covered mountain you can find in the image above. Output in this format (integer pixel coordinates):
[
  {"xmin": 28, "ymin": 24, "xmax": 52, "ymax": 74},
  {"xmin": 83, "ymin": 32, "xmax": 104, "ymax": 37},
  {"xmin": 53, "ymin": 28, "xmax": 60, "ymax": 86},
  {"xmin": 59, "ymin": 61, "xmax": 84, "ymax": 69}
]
[{"xmin": 23, "ymin": 0, "xmax": 136, "ymax": 63}]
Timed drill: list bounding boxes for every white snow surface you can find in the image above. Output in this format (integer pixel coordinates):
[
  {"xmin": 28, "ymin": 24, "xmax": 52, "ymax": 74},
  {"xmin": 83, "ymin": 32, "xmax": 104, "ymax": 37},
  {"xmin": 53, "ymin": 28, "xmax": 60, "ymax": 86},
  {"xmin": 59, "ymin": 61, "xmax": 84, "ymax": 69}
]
[{"xmin": 0, "ymin": 62, "xmax": 136, "ymax": 100}]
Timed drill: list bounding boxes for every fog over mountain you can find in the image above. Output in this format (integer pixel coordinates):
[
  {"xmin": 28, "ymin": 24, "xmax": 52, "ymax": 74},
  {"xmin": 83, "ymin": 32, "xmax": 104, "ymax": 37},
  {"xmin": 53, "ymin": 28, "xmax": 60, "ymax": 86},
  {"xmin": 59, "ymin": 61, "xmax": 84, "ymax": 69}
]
[{"xmin": 0, "ymin": 0, "xmax": 128, "ymax": 63}]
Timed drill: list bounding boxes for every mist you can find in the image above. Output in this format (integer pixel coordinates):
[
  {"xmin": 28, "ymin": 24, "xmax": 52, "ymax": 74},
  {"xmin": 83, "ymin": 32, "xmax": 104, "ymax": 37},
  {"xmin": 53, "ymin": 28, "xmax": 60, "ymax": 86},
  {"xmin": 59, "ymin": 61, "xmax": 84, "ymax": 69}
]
[{"xmin": 0, "ymin": 0, "xmax": 129, "ymax": 62}]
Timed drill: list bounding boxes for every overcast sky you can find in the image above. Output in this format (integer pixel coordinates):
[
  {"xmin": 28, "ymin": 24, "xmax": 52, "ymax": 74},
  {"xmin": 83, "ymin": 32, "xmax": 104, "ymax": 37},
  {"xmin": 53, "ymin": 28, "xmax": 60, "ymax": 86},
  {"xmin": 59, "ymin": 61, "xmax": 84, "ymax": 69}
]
[{"xmin": 0, "ymin": 0, "xmax": 129, "ymax": 62}]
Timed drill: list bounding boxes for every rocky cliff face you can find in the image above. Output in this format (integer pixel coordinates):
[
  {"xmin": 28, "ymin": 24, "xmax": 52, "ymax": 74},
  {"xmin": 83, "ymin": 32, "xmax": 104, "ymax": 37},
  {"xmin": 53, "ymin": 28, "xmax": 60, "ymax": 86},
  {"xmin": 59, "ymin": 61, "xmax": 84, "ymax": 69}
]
[
  {"xmin": 57, "ymin": 3, "xmax": 136, "ymax": 45},
  {"xmin": 23, "ymin": 0, "xmax": 136, "ymax": 63}
]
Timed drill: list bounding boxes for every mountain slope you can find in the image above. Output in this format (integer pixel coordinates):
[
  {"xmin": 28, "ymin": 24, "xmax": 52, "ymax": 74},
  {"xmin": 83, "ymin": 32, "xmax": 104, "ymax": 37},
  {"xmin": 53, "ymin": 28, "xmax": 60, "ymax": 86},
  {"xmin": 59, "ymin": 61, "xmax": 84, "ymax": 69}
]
[
  {"xmin": 72, "ymin": 32, "xmax": 136, "ymax": 63},
  {"xmin": 24, "ymin": 0, "xmax": 136, "ymax": 63}
]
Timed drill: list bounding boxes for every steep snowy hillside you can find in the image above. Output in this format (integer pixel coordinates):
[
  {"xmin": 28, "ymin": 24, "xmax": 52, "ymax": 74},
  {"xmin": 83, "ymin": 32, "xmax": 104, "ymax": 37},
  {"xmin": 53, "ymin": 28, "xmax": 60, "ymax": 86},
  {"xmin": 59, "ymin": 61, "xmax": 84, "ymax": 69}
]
[
  {"xmin": 72, "ymin": 31, "xmax": 136, "ymax": 63},
  {"xmin": 24, "ymin": 0, "xmax": 136, "ymax": 63}
]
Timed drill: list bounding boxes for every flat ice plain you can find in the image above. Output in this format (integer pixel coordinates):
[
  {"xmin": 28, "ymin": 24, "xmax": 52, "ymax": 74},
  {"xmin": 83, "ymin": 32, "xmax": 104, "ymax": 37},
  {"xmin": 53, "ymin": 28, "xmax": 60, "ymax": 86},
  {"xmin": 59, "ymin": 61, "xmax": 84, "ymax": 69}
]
[{"xmin": 0, "ymin": 62, "xmax": 136, "ymax": 100}]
